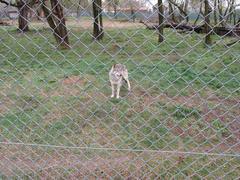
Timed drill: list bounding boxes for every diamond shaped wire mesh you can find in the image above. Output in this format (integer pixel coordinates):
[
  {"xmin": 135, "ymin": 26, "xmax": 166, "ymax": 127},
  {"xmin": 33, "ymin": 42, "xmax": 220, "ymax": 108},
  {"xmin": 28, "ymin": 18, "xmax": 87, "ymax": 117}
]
[{"xmin": 0, "ymin": 0, "xmax": 239, "ymax": 179}]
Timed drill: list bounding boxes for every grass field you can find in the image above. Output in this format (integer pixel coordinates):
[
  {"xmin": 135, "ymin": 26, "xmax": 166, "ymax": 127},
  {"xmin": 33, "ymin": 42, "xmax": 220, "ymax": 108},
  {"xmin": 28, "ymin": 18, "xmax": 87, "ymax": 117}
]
[{"xmin": 0, "ymin": 19, "xmax": 239, "ymax": 179}]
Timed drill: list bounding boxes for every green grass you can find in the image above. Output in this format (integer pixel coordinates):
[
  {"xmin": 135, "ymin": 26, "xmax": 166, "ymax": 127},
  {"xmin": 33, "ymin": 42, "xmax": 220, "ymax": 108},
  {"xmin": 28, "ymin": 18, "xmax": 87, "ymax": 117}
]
[{"xmin": 0, "ymin": 21, "xmax": 239, "ymax": 178}]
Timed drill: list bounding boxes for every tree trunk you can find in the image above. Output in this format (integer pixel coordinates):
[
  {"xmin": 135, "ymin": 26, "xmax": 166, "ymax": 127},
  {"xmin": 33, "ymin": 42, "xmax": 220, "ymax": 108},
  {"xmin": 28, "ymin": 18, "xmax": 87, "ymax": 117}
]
[
  {"xmin": 141, "ymin": 21, "xmax": 240, "ymax": 37},
  {"xmin": 92, "ymin": 0, "xmax": 104, "ymax": 40},
  {"xmin": 213, "ymin": 0, "xmax": 218, "ymax": 25},
  {"xmin": 194, "ymin": 2, "xmax": 202, "ymax": 26},
  {"xmin": 233, "ymin": 11, "xmax": 237, "ymax": 25},
  {"xmin": 50, "ymin": 0, "xmax": 69, "ymax": 48},
  {"xmin": 77, "ymin": 0, "xmax": 81, "ymax": 18},
  {"xmin": 41, "ymin": 0, "xmax": 70, "ymax": 49},
  {"xmin": 204, "ymin": 0, "xmax": 211, "ymax": 45},
  {"xmin": 113, "ymin": 4, "xmax": 117, "ymax": 19},
  {"xmin": 130, "ymin": 6, "xmax": 135, "ymax": 22},
  {"xmin": 218, "ymin": 0, "xmax": 225, "ymax": 26},
  {"xmin": 168, "ymin": 0, "xmax": 189, "ymax": 23},
  {"xmin": 168, "ymin": 2, "xmax": 176, "ymax": 23},
  {"xmin": 18, "ymin": 2, "xmax": 29, "ymax": 32},
  {"xmin": 226, "ymin": 0, "xmax": 235, "ymax": 25},
  {"xmin": 184, "ymin": 0, "xmax": 189, "ymax": 15},
  {"xmin": 158, "ymin": 0, "xmax": 164, "ymax": 43}
]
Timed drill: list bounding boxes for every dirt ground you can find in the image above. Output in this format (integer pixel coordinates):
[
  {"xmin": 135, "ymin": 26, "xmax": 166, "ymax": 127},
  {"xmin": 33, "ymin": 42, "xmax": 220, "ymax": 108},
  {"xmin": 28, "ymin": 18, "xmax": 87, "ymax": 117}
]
[
  {"xmin": 0, "ymin": 82, "xmax": 239, "ymax": 178},
  {"xmin": 1, "ymin": 144, "xmax": 238, "ymax": 178},
  {"xmin": 4, "ymin": 18, "xmax": 145, "ymax": 30},
  {"xmin": 66, "ymin": 19, "xmax": 144, "ymax": 30}
]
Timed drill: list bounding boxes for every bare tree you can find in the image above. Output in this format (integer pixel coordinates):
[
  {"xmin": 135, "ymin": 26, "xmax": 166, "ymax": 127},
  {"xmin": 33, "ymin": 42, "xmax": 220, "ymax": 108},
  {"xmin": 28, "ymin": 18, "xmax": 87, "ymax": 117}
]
[
  {"xmin": 217, "ymin": 0, "xmax": 224, "ymax": 25},
  {"xmin": 106, "ymin": 0, "xmax": 119, "ymax": 18},
  {"xmin": 0, "ymin": 0, "xmax": 36, "ymax": 32},
  {"xmin": 213, "ymin": 0, "xmax": 218, "ymax": 25},
  {"xmin": 130, "ymin": 3, "xmax": 136, "ymax": 22},
  {"xmin": 112, "ymin": 0, "xmax": 119, "ymax": 18},
  {"xmin": 168, "ymin": 0, "xmax": 189, "ymax": 23},
  {"xmin": 17, "ymin": 1, "xmax": 30, "ymax": 32},
  {"xmin": 193, "ymin": 1, "xmax": 203, "ymax": 26},
  {"xmin": 158, "ymin": 0, "xmax": 164, "ymax": 43},
  {"xmin": 92, "ymin": 0, "xmax": 103, "ymax": 40},
  {"xmin": 216, "ymin": 0, "xmax": 236, "ymax": 26},
  {"xmin": 41, "ymin": 0, "xmax": 70, "ymax": 49},
  {"xmin": 168, "ymin": 2, "xmax": 177, "ymax": 22},
  {"xmin": 119, "ymin": 0, "xmax": 146, "ymax": 22},
  {"xmin": 204, "ymin": 0, "xmax": 211, "ymax": 45},
  {"xmin": 76, "ymin": 0, "xmax": 90, "ymax": 17},
  {"xmin": 226, "ymin": 0, "xmax": 236, "ymax": 24}
]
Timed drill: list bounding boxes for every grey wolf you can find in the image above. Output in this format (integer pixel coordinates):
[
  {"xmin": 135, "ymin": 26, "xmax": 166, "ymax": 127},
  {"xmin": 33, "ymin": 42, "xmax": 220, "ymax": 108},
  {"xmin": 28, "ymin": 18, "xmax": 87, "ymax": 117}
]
[{"xmin": 109, "ymin": 64, "xmax": 131, "ymax": 99}]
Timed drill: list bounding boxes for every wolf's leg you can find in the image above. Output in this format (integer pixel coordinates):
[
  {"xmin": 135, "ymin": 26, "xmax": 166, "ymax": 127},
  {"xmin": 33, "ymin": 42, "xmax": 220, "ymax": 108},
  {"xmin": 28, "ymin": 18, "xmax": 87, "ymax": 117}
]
[
  {"xmin": 122, "ymin": 70, "xmax": 130, "ymax": 91},
  {"xmin": 126, "ymin": 79, "xmax": 131, "ymax": 91},
  {"xmin": 111, "ymin": 83, "xmax": 115, "ymax": 98},
  {"xmin": 116, "ymin": 83, "xmax": 121, "ymax": 99}
]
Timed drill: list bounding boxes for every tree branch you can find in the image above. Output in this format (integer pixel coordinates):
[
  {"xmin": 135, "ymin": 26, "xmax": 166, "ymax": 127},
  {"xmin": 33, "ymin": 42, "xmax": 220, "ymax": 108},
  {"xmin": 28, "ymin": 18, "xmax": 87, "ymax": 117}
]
[
  {"xmin": 168, "ymin": 0, "xmax": 185, "ymax": 14},
  {"xmin": 168, "ymin": 0, "xmax": 189, "ymax": 23}
]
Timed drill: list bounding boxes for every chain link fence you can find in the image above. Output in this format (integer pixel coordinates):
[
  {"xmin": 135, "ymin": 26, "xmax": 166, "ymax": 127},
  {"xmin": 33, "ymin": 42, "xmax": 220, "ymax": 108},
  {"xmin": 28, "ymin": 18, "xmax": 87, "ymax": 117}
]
[{"xmin": 0, "ymin": 0, "xmax": 239, "ymax": 179}]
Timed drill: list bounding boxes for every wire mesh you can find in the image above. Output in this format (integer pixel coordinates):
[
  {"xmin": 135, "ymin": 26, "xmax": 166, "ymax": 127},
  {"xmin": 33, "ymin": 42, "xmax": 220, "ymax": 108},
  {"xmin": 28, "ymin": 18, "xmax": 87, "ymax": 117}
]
[{"xmin": 0, "ymin": 0, "xmax": 239, "ymax": 179}]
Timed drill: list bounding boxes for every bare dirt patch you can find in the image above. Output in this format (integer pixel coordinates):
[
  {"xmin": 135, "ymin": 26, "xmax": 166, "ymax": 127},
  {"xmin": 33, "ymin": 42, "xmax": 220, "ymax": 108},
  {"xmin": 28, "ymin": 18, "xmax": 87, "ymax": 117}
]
[
  {"xmin": 1, "ymin": 145, "xmax": 239, "ymax": 178},
  {"xmin": 167, "ymin": 53, "xmax": 181, "ymax": 64},
  {"xmin": 40, "ymin": 75, "xmax": 91, "ymax": 98},
  {"xmin": 67, "ymin": 19, "xmax": 144, "ymax": 30},
  {"xmin": 0, "ymin": 146, "xmax": 146, "ymax": 178},
  {"xmin": 0, "ymin": 96, "xmax": 15, "ymax": 116},
  {"xmin": 61, "ymin": 75, "xmax": 85, "ymax": 85},
  {"xmin": 27, "ymin": 19, "xmax": 144, "ymax": 31},
  {"xmin": 131, "ymin": 84, "xmax": 240, "ymax": 141},
  {"xmin": 134, "ymin": 86, "xmax": 239, "ymax": 117},
  {"xmin": 43, "ymin": 106, "xmax": 65, "ymax": 124}
]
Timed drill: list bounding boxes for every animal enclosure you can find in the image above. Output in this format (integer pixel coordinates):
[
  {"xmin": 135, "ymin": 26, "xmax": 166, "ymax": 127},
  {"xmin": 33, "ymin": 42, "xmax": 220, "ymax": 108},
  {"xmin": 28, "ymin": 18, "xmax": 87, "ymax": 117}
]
[{"xmin": 0, "ymin": 0, "xmax": 239, "ymax": 179}]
